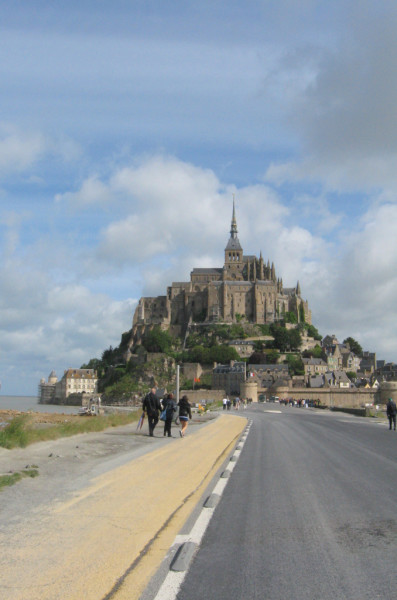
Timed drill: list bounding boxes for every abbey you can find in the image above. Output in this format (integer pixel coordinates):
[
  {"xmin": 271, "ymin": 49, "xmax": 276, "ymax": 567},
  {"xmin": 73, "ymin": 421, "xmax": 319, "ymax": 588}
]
[{"xmin": 132, "ymin": 202, "xmax": 311, "ymax": 336}]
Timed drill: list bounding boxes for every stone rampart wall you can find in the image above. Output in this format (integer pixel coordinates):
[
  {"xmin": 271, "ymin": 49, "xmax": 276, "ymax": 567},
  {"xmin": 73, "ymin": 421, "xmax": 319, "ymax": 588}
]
[{"xmin": 277, "ymin": 387, "xmax": 379, "ymax": 408}]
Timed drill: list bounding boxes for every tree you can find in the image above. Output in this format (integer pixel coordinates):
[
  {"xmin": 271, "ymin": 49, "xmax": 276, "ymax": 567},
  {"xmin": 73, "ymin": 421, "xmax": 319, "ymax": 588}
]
[
  {"xmin": 346, "ymin": 371, "xmax": 357, "ymax": 381},
  {"xmin": 248, "ymin": 352, "xmax": 268, "ymax": 364},
  {"xmin": 302, "ymin": 345, "xmax": 324, "ymax": 360},
  {"xmin": 288, "ymin": 329, "xmax": 302, "ymax": 351},
  {"xmin": 284, "ymin": 311, "xmax": 297, "ymax": 324},
  {"xmin": 143, "ymin": 326, "xmax": 172, "ymax": 353},
  {"xmin": 306, "ymin": 324, "xmax": 322, "ymax": 341},
  {"xmin": 284, "ymin": 354, "xmax": 304, "ymax": 376},
  {"xmin": 343, "ymin": 337, "xmax": 363, "ymax": 357},
  {"xmin": 209, "ymin": 345, "xmax": 240, "ymax": 364},
  {"xmin": 270, "ymin": 325, "xmax": 290, "ymax": 352},
  {"xmin": 265, "ymin": 349, "xmax": 280, "ymax": 364}
]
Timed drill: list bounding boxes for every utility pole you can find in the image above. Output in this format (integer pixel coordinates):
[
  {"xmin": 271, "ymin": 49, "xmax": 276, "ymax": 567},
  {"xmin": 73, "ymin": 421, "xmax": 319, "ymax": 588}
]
[{"xmin": 176, "ymin": 365, "xmax": 180, "ymax": 404}]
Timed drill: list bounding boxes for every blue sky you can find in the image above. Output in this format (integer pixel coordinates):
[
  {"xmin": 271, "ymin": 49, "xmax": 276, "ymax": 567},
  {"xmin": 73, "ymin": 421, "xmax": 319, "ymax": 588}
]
[{"xmin": 2, "ymin": 1, "xmax": 397, "ymax": 395}]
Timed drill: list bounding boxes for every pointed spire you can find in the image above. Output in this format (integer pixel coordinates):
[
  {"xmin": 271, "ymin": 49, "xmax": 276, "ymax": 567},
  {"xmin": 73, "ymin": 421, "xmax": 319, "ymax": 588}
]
[
  {"xmin": 296, "ymin": 281, "xmax": 301, "ymax": 295},
  {"xmin": 271, "ymin": 262, "xmax": 276, "ymax": 282},
  {"xmin": 230, "ymin": 194, "xmax": 238, "ymax": 239}
]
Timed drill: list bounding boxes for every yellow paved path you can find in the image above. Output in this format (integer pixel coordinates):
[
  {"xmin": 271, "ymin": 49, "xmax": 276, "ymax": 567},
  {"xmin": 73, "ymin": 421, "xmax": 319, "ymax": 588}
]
[{"xmin": 0, "ymin": 415, "xmax": 246, "ymax": 600}]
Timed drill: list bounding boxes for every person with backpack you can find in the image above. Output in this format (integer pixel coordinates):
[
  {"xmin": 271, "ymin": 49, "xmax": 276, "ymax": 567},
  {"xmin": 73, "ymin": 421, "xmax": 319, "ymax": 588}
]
[
  {"xmin": 162, "ymin": 393, "xmax": 177, "ymax": 437},
  {"xmin": 142, "ymin": 387, "xmax": 162, "ymax": 437},
  {"xmin": 178, "ymin": 395, "xmax": 192, "ymax": 438},
  {"xmin": 386, "ymin": 397, "xmax": 397, "ymax": 431}
]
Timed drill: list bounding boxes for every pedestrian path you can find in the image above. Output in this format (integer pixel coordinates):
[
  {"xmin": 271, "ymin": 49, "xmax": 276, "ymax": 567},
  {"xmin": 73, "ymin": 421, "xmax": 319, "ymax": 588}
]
[{"xmin": 0, "ymin": 414, "xmax": 246, "ymax": 600}]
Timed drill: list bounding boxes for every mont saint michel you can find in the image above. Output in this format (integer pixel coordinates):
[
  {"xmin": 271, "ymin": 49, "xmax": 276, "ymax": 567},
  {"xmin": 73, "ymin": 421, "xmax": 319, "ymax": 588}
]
[{"xmin": 132, "ymin": 202, "xmax": 311, "ymax": 339}]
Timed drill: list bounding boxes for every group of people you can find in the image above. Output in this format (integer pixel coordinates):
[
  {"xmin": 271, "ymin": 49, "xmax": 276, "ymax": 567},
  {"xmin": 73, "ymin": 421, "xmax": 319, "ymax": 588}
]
[
  {"xmin": 142, "ymin": 387, "xmax": 192, "ymax": 438},
  {"xmin": 222, "ymin": 396, "xmax": 248, "ymax": 410}
]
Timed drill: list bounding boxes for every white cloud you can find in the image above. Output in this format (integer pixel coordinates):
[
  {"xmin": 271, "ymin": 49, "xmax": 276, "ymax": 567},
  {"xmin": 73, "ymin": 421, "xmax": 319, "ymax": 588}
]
[
  {"xmin": 0, "ymin": 127, "xmax": 47, "ymax": 174},
  {"xmin": 262, "ymin": 5, "xmax": 397, "ymax": 194},
  {"xmin": 0, "ymin": 251, "xmax": 136, "ymax": 394},
  {"xmin": 55, "ymin": 175, "xmax": 113, "ymax": 207}
]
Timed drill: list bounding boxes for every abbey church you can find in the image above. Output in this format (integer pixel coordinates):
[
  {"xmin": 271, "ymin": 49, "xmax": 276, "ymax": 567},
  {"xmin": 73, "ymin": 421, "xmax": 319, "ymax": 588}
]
[{"xmin": 132, "ymin": 203, "xmax": 311, "ymax": 337}]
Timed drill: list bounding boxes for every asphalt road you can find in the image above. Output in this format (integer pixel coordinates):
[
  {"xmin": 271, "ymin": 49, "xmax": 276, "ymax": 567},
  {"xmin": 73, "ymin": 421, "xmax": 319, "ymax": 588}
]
[{"xmin": 171, "ymin": 404, "xmax": 397, "ymax": 600}]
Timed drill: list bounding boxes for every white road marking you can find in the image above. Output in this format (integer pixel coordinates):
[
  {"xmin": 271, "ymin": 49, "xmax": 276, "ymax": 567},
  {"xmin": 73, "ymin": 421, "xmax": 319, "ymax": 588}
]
[{"xmin": 153, "ymin": 420, "xmax": 252, "ymax": 600}]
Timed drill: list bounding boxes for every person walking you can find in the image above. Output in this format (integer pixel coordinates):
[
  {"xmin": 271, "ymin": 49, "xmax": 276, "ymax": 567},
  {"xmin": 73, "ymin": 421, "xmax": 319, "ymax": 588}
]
[
  {"xmin": 386, "ymin": 397, "xmax": 397, "ymax": 431},
  {"xmin": 223, "ymin": 396, "xmax": 228, "ymax": 410},
  {"xmin": 142, "ymin": 387, "xmax": 162, "ymax": 437},
  {"xmin": 178, "ymin": 394, "xmax": 192, "ymax": 437},
  {"xmin": 162, "ymin": 393, "xmax": 177, "ymax": 437}
]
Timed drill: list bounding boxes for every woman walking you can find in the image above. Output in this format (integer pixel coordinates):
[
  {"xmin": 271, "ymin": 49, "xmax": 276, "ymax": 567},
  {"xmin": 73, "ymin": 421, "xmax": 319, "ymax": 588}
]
[
  {"xmin": 178, "ymin": 394, "xmax": 192, "ymax": 437},
  {"xmin": 162, "ymin": 393, "xmax": 177, "ymax": 437}
]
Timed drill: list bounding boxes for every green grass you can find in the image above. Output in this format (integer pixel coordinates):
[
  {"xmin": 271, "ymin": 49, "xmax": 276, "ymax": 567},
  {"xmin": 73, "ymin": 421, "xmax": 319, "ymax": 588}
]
[
  {"xmin": 0, "ymin": 467, "xmax": 39, "ymax": 491},
  {"xmin": 0, "ymin": 412, "xmax": 139, "ymax": 449}
]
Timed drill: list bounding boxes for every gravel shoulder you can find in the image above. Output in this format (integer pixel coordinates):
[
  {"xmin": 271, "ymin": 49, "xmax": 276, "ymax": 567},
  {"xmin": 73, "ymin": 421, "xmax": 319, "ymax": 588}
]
[
  {"xmin": 0, "ymin": 411, "xmax": 218, "ymax": 522},
  {"xmin": 0, "ymin": 411, "xmax": 247, "ymax": 600}
]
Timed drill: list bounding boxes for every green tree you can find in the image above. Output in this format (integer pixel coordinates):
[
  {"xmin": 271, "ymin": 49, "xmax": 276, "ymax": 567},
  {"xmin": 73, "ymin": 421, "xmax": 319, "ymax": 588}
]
[
  {"xmin": 104, "ymin": 375, "xmax": 140, "ymax": 402},
  {"xmin": 284, "ymin": 311, "xmax": 297, "ymax": 324},
  {"xmin": 302, "ymin": 345, "xmax": 324, "ymax": 359},
  {"xmin": 265, "ymin": 349, "xmax": 280, "ymax": 364},
  {"xmin": 343, "ymin": 337, "xmax": 363, "ymax": 357},
  {"xmin": 270, "ymin": 325, "xmax": 290, "ymax": 352},
  {"xmin": 346, "ymin": 371, "xmax": 357, "ymax": 381},
  {"xmin": 143, "ymin": 326, "xmax": 172, "ymax": 353},
  {"xmin": 288, "ymin": 329, "xmax": 302, "ymax": 350},
  {"xmin": 248, "ymin": 352, "xmax": 268, "ymax": 364},
  {"xmin": 209, "ymin": 345, "xmax": 240, "ymax": 364},
  {"xmin": 306, "ymin": 324, "xmax": 322, "ymax": 341},
  {"xmin": 284, "ymin": 354, "xmax": 304, "ymax": 376}
]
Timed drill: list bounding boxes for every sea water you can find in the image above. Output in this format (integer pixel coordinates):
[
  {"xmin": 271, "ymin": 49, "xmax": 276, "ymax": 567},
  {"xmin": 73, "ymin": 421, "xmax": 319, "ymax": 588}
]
[{"xmin": 0, "ymin": 396, "xmax": 78, "ymax": 414}]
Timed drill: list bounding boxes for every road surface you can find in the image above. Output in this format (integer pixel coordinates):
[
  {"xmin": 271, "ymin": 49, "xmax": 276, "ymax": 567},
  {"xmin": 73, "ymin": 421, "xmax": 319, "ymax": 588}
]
[{"xmin": 144, "ymin": 404, "xmax": 397, "ymax": 600}]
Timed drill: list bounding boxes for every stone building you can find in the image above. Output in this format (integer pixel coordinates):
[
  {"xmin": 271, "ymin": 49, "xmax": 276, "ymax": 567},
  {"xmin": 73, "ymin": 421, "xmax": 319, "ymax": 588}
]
[
  {"xmin": 212, "ymin": 361, "xmax": 246, "ymax": 396},
  {"xmin": 132, "ymin": 202, "xmax": 311, "ymax": 340},
  {"xmin": 247, "ymin": 364, "xmax": 290, "ymax": 390},
  {"xmin": 38, "ymin": 370, "xmax": 58, "ymax": 403},
  {"xmin": 302, "ymin": 358, "xmax": 328, "ymax": 384},
  {"xmin": 55, "ymin": 368, "xmax": 98, "ymax": 400}
]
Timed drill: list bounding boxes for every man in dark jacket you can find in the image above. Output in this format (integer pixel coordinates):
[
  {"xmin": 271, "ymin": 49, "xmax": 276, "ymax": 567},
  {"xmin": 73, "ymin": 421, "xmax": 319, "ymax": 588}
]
[
  {"xmin": 386, "ymin": 397, "xmax": 397, "ymax": 431},
  {"xmin": 143, "ymin": 387, "xmax": 162, "ymax": 437}
]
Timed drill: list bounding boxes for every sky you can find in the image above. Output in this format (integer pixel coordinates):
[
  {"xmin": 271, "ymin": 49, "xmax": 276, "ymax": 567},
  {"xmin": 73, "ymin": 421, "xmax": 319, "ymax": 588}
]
[{"xmin": 2, "ymin": 0, "xmax": 397, "ymax": 395}]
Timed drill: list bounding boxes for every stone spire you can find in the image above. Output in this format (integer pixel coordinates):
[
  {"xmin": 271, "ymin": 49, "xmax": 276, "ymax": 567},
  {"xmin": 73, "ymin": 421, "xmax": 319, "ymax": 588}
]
[
  {"xmin": 230, "ymin": 196, "xmax": 238, "ymax": 239},
  {"xmin": 225, "ymin": 196, "xmax": 242, "ymax": 253},
  {"xmin": 271, "ymin": 262, "xmax": 276, "ymax": 282},
  {"xmin": 296, "ymin": 281, "xmax": 301, "ymax": 295}
]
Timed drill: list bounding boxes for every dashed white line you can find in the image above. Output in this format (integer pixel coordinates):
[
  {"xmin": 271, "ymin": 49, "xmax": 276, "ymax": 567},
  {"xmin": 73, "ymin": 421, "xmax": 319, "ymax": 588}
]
[{"xmin": 152, "ymin": 419, "xmax": 252, "ymax": 600}]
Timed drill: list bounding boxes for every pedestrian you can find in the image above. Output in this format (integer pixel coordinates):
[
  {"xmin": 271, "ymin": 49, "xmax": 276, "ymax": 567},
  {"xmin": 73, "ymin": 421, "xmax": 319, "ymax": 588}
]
[
  {"xmin": 142, "ymin": 387, "xmax": 162, "ymax": 437},
  {"xmin": 162, "ymin": 393, "xmax": 177, "ymax": 437},
  {"xmin": 227, "ymin": 398, "xmax": 231, "ymax": 410},
  {"xmin": 223, "ymin": 396, "xmax": 228, "ymax": 410},
  {"xmin": 178, "ymin": 394, "xmax": 192, "ymax": 437},
  {"xmin": 386, "ymin": 397, "xmax": 397, "ymax": 431}
]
